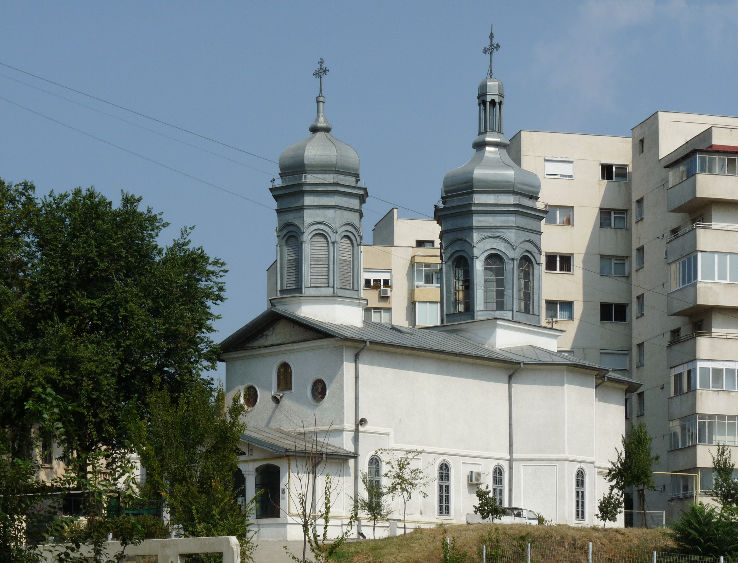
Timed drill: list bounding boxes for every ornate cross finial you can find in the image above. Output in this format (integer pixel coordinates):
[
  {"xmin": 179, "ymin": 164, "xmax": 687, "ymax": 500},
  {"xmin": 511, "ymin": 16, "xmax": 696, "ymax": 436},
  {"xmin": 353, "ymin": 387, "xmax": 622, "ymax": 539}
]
[
  {"xmin": 482, "ymin": 25, "xmax": 500, "ymax": 78},
  {"xmin": 312, "ymin": 58, "xmax": 329, "ymax": 96}
]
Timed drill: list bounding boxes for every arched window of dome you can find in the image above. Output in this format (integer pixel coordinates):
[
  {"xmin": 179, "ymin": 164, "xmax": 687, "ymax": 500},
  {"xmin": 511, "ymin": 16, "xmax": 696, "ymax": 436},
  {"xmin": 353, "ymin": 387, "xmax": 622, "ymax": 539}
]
[
  {"xmin": 309, "ymin": 233, "xmax": 329, "ymax": 287},
  {"xmin": 575, "ymin": 468, "xmax": 585, "ymax": 521},
  {"xmin": 282, "ymin": 234, "xmax": 301, "ymax": 290},
  {"xmin": 492, "ymin": 465, "xmax": 505, "ymax": 506},
  {"xmin": 518, "ymin": 256, "xmax": 534, "ymax": 314},
  {"xmin": 438, "ymin": 461, "xmax": 451, "ymax": 516},
  {"xmin": 484, "ymin": 254, "xmax": 505, "ymax": 311},
  {"xmin": 453, "ymin": 256, "xmax": 470, "ymax": 313},
  {"xmin": 338, "ymin": 236, "xmax": 353, "ymax": 290}
]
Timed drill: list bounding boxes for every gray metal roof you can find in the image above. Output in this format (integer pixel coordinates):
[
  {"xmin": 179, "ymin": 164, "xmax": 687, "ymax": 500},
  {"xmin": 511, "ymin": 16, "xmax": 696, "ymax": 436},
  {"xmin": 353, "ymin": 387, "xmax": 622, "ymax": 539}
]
[
  {"xmin": 220, "ymin": 307, "xmax": 640, "ymax": 392},
  {"xmin": 241, "ymin": 427, "xmax": 355, "ymax": 459}
]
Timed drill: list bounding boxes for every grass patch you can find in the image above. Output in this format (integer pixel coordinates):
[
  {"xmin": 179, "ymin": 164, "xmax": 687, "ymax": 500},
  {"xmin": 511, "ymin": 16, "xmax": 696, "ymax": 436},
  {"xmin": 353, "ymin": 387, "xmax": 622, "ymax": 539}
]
[{"xmin": 329, "ymin": 523, "xmax": 676, "ymax": 562}]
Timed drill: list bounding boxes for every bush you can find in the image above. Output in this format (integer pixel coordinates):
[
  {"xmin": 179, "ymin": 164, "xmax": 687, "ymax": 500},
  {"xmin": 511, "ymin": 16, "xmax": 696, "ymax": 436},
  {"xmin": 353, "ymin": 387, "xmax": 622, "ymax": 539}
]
[{"xmin": 670, "ymin": 503, "xmax": 738, "ymax": 557}]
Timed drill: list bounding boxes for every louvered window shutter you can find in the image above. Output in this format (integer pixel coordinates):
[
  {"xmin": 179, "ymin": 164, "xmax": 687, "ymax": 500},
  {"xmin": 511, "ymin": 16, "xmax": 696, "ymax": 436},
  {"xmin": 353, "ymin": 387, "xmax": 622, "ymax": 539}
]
[
  {"xmin": 282, "ymin": 235, "xmax": 300, "ymax": 289},
  {"xmin": 309, "ymin": 234, "xmax": 329, "ymax": 287},
  {"xmin": 338, "ymin": 236, "xmax": 353, "ymax": 289}
]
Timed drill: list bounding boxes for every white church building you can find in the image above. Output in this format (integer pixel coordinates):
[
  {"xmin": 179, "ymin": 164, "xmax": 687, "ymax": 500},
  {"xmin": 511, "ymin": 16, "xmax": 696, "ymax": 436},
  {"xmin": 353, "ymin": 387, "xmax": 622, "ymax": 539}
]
[{"xmin": 221, "ymin": 43, "xmax": 639, "ymax": 539}]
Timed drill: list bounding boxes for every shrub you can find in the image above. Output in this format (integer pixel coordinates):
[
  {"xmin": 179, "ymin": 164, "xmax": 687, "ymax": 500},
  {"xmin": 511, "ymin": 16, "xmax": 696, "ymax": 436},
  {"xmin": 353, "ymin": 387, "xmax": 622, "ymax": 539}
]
[{"xmin": 670, "ymin": 503, "xmax": 738, "ymax": 557}]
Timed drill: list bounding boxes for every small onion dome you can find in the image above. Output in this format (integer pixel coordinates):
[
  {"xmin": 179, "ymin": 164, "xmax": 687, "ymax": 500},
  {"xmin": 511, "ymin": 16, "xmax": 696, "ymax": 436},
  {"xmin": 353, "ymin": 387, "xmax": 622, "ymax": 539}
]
[{"xmin": 278, "ymin": 95, "xmax": 360, "ymax": 178}]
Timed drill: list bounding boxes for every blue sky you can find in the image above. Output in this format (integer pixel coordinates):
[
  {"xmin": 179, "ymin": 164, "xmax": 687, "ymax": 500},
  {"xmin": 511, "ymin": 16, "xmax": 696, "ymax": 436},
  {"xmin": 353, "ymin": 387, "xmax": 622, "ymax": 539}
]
[{"xmin": 1, "ymin": 1, "xmax": 736, "ymax": 382}]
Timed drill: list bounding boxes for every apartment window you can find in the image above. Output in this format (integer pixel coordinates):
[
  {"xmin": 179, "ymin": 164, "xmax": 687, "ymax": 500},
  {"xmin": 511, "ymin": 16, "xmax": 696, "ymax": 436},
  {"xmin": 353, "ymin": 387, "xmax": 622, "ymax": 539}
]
[
  {"xmin": 575, "ymin": 469, "xmax": 585, "ymax": 521},
  {"xmin": 600, "ymin": 209, "xmax": 627, "ymax": 229},
  {"xmin": 277, "ymin": 362, "xmax": 293, "ymax": 392},
  {"xmin": 625, "ymin": 396, "xmax": 632, "ymax": 419},
  {"xmin": 415, "ymin": 302, "xmax": 440, "ymax": 327},
  {"xmin": 636, "ymin": 294, "xmax": 645, "ymax": 318},
  {"xmin": 670, "ymin": 414, "xmax": 738, "ymax": 450},
  {"xmin": 601, "ymin": 350, "xmax": 629, "ymax": 371},
  {"xmin": 673, "ymin": 372, "xmax": 684, "ymax": 396},
  {"xmin": 636, "ymin": 342, "xmax": 645, "ymax": 367},
  {"xmin": 414, "ymin": 262, "xmax": 441, "ymax": 287},
  {"xmin": 638, "ymin": 138, "xmax": 644, "ymax": 154},
  {"xmin": 416, "ymin": 240, "xmax": 435, "ymax": 248},
  {"xmin": 600, "ymin": 164, "xmax": 628, "ymax": 181},
  {"xmin": 670, "ymin": 328, "xmax": 681, "ymax": 344},
  {"xmin": 635, "ymin": 197, "xmax": 644, "ymax": 222},
  {"xmin": 492, "ymin": 466, "xmax": 504, "ymax": 506},
  {"xmin": 637, "ymin": 391, "xmax": 645, "ymax": 417},
  {"xmin": 545, "ymin": 300, "xmax": 574, "ymax": 321},
  {"xmin": 545, "ymin": 253, "xmax": 573, "ymax": 273},
  {"xmin": 600, "ymin": 303, "xmax": 628, "ymax": 322},
  {"xmin": 672, "ymin": 361, "xmax": 738, "ymax": 392},
  {"xmin": 670, "ymin": 252, "xmax": 738, "ymax": 291},
  {"xmin": 363, "ymin": 270, "xmax": 392, "ymax": 289},
  {"xmin": 669, "ymin": 152, "xmax": 738, "ymax": 187},
  {"xmin": 438, "ymin": 461, "xmax": 451, "ymax": 516},
  {"xmin": 544, "ymin": 158, "xmax": 574, "ymax": 179},
  {"xmin": 364, "ymin": 308, "xmax": 392, "ymax": 324},
  {"xmin": 635, "ymin": 246, "xmax": 645, "ymax": 270},
  {"xmin": 600, "ymin": 256, "xmax": 628, "ymax": 277},
  {"xmin": 546, "ymin": 206, "xmax": 573, "ymax": 226}
]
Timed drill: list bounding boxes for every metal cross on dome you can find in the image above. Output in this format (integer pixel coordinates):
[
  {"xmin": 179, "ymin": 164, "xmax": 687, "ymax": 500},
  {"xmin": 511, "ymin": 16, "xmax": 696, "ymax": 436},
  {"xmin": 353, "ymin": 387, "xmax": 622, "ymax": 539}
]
[
  {"xmin": 482, "ymin": 25, "xmax": 500, "ymax": 78},
  {"xmin": 313, "ymin": 58, "xmax": 329, "ymax": 96}
]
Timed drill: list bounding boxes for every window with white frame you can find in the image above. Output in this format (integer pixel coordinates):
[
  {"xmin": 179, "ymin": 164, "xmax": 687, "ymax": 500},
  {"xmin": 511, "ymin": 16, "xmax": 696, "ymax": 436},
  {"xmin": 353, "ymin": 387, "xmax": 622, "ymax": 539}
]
[
  {"xmin": 635, "ymin": 246, "xmax": 645, "ymax": 270},
  {"xmin": 599, "ymin": 209, "xmax": 627, "ymax": 229},
  {"xmin": 367, "ymin": 455, "xmax": 382, "ymax": 500},
  {"xmin": 600, "ymin": 256, "xmax": 628, "ymax": 276},
  {"xmin": 600, "ymin": 302, "xmax": 627, "ymax": 322},
  {"xmin": 415, "ymin": 301, "xmax": 440, "ymax": 327},
  {"xmin": 492, "ymin": 465, "xmax": 504, "ymax": 506},
  {"xmin": 670, "ymin": 252, "xmax": 738, "ymax": 291},
  {"xmin": 545, "ymin": 253, "xmax": 572, "ymax": 273},
  {"xmin": 545, "ymin": 300, "xmax": 574, "ymax": 320},
  {"xmin": 636, "ymin": 342, "xmax": 645, "ymax": 367},
  {"xmin": 600, "ymin": 350, "xmax": 629, "ymax": 371},
  {"xmin": 670, "ymin": 414, "xmax": 738, "ymax": 450},
  {"xmin": 438, "ymin": 462, "xmax": 450, "ymax": 516},
  {"xmin": 671, "ymin": 361, "xmax": 738, "ymax": 393},
  {"xmin": 364, "ymin": 308, "xmax": 391, "ymax": 324},
  {"xmin": 414, "ymin": 262, "xmax": 441, "ymax": 287},
  {"xmin": 636, "ymin": 294, "xmax": 645, "ymax": 318},
  {"xmin": 600, "ymin": 164, "xmax": 628, "ymax": 181},
  {"xmin": 545, "ymin": 206, "xmax": 573, "ymax": 226},
  {"xmin": 363, "ymin": 270, "xmax": 392, "ymax": 289},
  {"xmin": 544, "ymin": 158, "xmax": 574, "ymax": 179},
  {"xmin": 575, "ymin": 469, "xmax": 585, "ymax": 521},
  {"xmin": 635, "ymin": 197, "xmax": 644, "ymax": 221}
]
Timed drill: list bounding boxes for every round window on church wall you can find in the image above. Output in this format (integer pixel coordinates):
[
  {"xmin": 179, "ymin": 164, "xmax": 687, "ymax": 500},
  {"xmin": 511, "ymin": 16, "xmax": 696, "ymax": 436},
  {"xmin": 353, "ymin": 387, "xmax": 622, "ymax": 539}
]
[
  {"xmin": 243, "ymin": 385, "xmax": 258, "ymax": 408},
  {"xmin": 311, "ymin": 379, "xmax": 327, "ymax": 402}
]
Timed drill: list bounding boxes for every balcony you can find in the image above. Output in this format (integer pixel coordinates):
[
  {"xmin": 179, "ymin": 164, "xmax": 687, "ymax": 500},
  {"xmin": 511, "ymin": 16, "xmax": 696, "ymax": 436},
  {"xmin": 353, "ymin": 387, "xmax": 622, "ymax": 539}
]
[
  {"xmin": 668, "ymin": 331, "xmax": 738, "ymax": 367},
  {"xmin": 667, "ymin": 173, "xmax": 738, "ymax": 214},
  {"xmin": 666, "ymin": 223, "xmax": 738, "ymax": 262},
  {"xmin": 667, "ymin": 282, "xmax": 738, "ymax": 316}
]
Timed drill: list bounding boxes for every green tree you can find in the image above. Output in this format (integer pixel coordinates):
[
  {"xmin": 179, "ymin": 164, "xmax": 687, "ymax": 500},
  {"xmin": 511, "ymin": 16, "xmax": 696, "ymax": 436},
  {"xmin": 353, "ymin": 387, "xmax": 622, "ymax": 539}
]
[
  {"xmin": 596, "ymin": 489, "xmax": 622, "ymax": 528},
  {"xmin": 0, "ymin": 180, "xmax": 226, "ymax": 459},
  {"xmin": 131, "ymin": 382, "xmax": 255, "ymax": 561},
  {"xmin": 671, "ymin": 503, "xmax": 738, "ymax": 557},
  {"xmin": 381, "ymin": 450, "xmax": 429, "ymax": 535},
  {"xmin": 355, "ymin": 471, "xmax": 390, "ymax": 539},
  {"xmin": 472, "ymin": 485, "xmax": 505, "ymax": 521},
  {"xmin": 605, "ymin": 423, "xmax": 659, "ymax": 528},
  {"xmin": 711, "ymin": 444, "xmax": 738, "ymax": 509}
]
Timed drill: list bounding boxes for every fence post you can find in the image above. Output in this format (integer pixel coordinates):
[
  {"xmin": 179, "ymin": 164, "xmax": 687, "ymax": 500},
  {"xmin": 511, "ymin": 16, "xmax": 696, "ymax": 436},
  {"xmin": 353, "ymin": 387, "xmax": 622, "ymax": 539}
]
[
  {"xmin": 482, "ymin": 543, "xmax": 486, "ymax": 563},
  {"xmin": 653, "ymin": 551, "xmax": 657, "ymax": 563},
  {"xmin": 720, "ymin": 557, "xmax": 724, "ymax": 563},
  {"xmin": 527, "ymin": 542, "xmax": 531, "ymax": 563},
  {"xmin": 588, "ymin": 541, "xmax": 592, "ymax": 563}
]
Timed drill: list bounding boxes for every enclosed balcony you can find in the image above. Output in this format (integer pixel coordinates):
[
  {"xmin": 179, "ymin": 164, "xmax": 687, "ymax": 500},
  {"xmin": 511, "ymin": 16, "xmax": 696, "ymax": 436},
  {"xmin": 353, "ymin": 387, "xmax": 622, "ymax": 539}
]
[
  {"xmin": 667, "ymin": 251, "xmax": 738, "ymax": 315},
  {"xmin": 666, "ymin": 153, "xmax": 738, "ymax": 214}
]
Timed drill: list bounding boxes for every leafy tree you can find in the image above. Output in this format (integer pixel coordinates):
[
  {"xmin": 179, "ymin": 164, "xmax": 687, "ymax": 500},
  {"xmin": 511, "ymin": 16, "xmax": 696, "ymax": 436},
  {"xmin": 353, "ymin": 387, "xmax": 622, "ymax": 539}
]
[
  {"xmin": 355, "ymin": 471, "xmax": 390, "ymax": 539},
  {"xmin": 472, "ymin": 485, "xmax": 505, "ymax": 521},
  {"xmin": 711, "ymin": 444, "xmax": 738, "ymax": 509},
  {"xmin": 0, "ymin": 180, "xmax": 226, "ymax": 459},
  {"xmin": 131, "ymin": 382, "xmax": 255, "ymax": 561},
  {"xmin": 671, "ymin": 503, "xmax": 738, "ymax": 557},
  {"xmin": 596, "ymin": 489, "xmax": 622, "ymax": 528},
  {"xmin": 381, "ymin": 450, "xmax": 429, "ymax": 535},
  {"xmin": 605, "ymin": 423, "xmax": 659, "ymax": 528}
]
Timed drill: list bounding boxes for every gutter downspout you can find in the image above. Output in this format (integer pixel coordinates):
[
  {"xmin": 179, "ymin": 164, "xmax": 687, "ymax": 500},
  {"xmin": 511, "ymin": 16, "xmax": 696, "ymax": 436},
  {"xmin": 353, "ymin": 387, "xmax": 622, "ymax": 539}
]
[
  {"xmin": 508, "ymin": 362, "xmax": 524, "ymax": 508},
  {"xmin": 354, "ymin": 341, "xmax": 369, "ymax": 538}
]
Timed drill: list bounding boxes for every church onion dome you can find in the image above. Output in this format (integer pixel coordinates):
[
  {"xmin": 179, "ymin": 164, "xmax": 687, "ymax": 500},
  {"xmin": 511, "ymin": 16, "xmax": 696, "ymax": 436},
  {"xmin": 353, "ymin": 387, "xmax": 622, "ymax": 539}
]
[{"xmin": 278, "ymin": 59, "xmax": 360, "ymax": 181}]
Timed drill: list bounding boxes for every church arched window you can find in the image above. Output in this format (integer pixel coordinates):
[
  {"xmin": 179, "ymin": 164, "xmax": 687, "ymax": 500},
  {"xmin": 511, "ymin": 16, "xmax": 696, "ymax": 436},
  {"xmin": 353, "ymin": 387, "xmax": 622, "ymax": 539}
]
[
  {"xmin": 255, "ymin": 464, "xmax": 280, "ymax": 519},
  {"xmin": 438, "ymin": 461, "xmax": 451, "ymax": 516},
  {"xmin": 282, "ymin": 234, "xmax": 301, "ymax": 290},
  {"xmin": 453, "ymin": 256, "xmax": 470, "ymax": 313},
  {"xmin": 276, "ymin": 362, "xmax": 292, "ymax": 392},
  {"xmin": 484, "ymin": 254, "xmax": 505, "ymax": 311},
  {"xmin": 309, "ymin": 233, "xmax": 329, "ymax": 287},
  {"xmin": 518, "ymin": 256, "xmax": 533, "ymax": 314},
  {"xmin": 367, "ymin": 455, "xmax": 382, "ymax": 500},
  {"xmin": 575, "ymin": 468, "xmax": 585, "ymax": 521},
  {"xmin": 492, "ymin": 465, "xmax": 504, "ymax": 506},
  {"xmin": 338, "ymin": 236, "xmax": 353, "ymax": 290}
]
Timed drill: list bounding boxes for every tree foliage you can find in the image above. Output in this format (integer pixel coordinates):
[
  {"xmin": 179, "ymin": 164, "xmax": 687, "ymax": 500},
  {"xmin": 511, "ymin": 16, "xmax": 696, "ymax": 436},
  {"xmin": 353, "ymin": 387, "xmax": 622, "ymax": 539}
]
[
  {"xmin": 0, "ymin": 180, "xmax": 226, "ymax": 457},
  {"xmin": 605, "ymin": 423, "xmax": 658, "ymax": 528},
  {"xmin": 711, "ymin": 444, "xmax": 738, "ymax": 509},
  {"xmin": 671, "ymin": 503, "xmax": 738, "ymax": 557},
  {"xmin": 596, "ymin": 489, "xmax": 622, "ymax": 528},
  {"xmin": 472, "ymin": 485, "xmax": 505, "ymax": 522},
  {"xmin": 355, "ymin": 471, "xmax": 390, "ymax": 539},
  {"xmin": 381, "ymin": 450, "xmax": 429, "ymax": 535}
]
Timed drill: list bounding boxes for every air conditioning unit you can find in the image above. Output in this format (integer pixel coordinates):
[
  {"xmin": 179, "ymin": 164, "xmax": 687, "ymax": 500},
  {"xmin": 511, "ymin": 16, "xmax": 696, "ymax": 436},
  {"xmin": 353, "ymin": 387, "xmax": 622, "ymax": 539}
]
[
  {"xmin": 468, "ymin": 471, "xmax": 482, "ymax": 485},
  {"xmin": 380, "ymin": 287, "xmax": 391, "ymax": 297}
]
